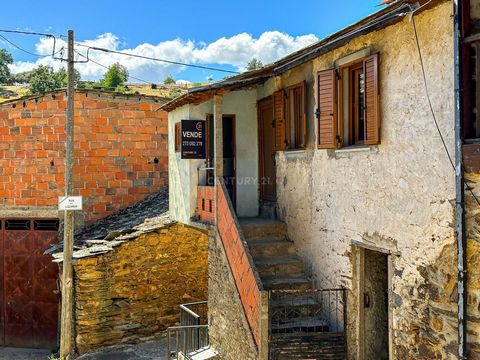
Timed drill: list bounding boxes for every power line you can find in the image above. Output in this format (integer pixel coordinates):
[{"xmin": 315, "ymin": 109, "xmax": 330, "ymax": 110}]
[
  {"xmin": 74, "ymin": 50, "xmax": 153, "ymax": 85},
  {"xmin": 0, "ymin": 29, "xmax": 58, "ymax": 37},
  {"xmin": 74, "ymin": 43, "xmax": 240, "ymax": 74},
  {"xmin": 411, "ymin": 10, "xmax": 480, "ymax": 206},
  {"xmin": 0, "ymin": 33, "xmax": 63, "ymax": 58}
]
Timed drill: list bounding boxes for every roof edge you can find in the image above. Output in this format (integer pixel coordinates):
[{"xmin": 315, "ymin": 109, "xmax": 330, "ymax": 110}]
[{"xmin": 0, "ymin": 88, "xmax": 170, "ymax": 106}]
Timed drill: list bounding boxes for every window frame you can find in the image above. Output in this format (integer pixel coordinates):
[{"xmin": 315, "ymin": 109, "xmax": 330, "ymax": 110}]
[
  {"xmin": 317, "ymin": 53, "xmax": 380, "ymax": 149},
  {"xmin": 174, "ymin": 122, "xmax": 181, "ymax": 153},
  {"xmin": 339, "ymin": 60, "xmax": 366, "ymax": 147},
  {"xmin": 284, "ymin": 81, "xmax": 307, "ymax": 150}
]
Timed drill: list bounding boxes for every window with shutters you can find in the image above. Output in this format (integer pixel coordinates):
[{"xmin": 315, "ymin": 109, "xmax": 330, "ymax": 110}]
[
  {"xmin": 317, "ymin": 53, "xmax": 380, "ymax": 149},
  {"xmin": 175, "ymin": 122, "xmax": 181, "ymax": 152},
  {"xmin": 273, "ymin": 81, "xmax": 307, "ymax": 150}
]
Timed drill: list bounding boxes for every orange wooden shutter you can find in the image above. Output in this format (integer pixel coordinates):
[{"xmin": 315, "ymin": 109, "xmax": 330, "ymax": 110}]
[
  {"xmin": 273, "ymin": 90, "xmax": 286, "ymax": 151},
  {"xmin": 364, "ymin": 53, "xmax": 380, "ymax": 145},
  {"xmin": 317, "ymin": 69, "xmax": 337, "ymax": 149}
]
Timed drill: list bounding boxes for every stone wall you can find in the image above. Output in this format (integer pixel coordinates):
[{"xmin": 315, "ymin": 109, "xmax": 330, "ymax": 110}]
[
  {"xmin": 72, "ymin": 223, "xmax": 208, "ymax": 354},
  {"xmin": 0, "ymin": 90, "xmax": 168, "ymax": 224},
  {"xmin": 208, "ymin": 233, "xmax": 258, "ymax": 360},
  {"xmin": 464, "ymin": 172, "xmax": 480, "ymax": 358}
]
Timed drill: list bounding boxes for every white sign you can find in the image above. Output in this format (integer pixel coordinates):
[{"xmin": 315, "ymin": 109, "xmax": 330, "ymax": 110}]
[{"xmin": 58, "ymin": 196, "xmax": 83, "ymax": 211}]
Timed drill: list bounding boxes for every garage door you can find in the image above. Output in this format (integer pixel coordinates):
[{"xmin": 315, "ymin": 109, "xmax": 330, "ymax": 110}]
[{"xmin": 0, "ymin": 219, "xmax": 59, "ymax": 349}]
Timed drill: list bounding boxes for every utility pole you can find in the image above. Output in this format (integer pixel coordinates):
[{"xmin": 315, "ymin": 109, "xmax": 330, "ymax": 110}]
[{"xmin": 60, "ymin": 29, "xmax": 75, "ymax": 359}]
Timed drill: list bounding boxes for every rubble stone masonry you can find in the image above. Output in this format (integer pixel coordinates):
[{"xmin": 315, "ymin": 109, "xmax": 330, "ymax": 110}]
[
  {"xmin": 0, "ymin": 90, "xmax": 168, "ymax": 223},
  {"xmin": 72, "ymin": 223, "xmax": 208, "ymax": 353}
]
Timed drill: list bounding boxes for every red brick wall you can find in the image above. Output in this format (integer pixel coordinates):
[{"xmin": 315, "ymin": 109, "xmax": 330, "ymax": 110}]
[
  {"xmin": 197, "ymin": 186, "xmax": 215, "ymax": 223},
  {"xmin": 0, "ymin": 90, "xmax": 168, "ymax": 223},
  {"xmin": 216, "ymin": 180, "xmax": 261, "ymax": 345}
]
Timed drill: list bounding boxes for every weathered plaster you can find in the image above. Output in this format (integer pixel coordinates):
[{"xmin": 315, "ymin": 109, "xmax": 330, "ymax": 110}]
[{"xmin": 272, "ymin": 3, "xmax": 458, "ymax": 359}]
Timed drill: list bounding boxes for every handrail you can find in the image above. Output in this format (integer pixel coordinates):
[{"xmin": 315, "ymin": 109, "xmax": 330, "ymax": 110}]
[{"xmin": 179, "ymin": 305, "xmax": 201, "ymax": 319}]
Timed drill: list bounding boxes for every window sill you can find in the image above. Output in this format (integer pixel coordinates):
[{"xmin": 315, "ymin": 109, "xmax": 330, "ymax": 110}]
[{"xmin": 334, "ymin": 146, "xmax": 371, "ymax": 154}]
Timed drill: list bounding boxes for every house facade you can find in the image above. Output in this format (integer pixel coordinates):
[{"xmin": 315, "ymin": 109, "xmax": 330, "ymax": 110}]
[
  {"xmin": 0, "ymin": 89, "xmax": 168, "ymax": 349},
  {"xmin": 164, "ymin": 0, "xmax": 480, "ymax": 359}
]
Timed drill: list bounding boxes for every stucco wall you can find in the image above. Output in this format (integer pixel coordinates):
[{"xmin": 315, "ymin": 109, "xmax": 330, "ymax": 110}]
[
  {"xmin": 73, "ymin": 223, "xmax": 208, "ymax": 354},
  {"xmin": 272, "ymin": 3, "xmax": 459, "ymax": 358},
  {"xmin": 168, "ymin": 89, "xmax": 259, "ymax": 222}
]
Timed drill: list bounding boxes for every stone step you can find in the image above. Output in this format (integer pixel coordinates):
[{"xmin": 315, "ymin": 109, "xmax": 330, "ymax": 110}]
[
  {"xmin": 263, "ymin": 276, "xmax": 312, "ymax": 290},
  {"xmin": 247, "ymin": 238, "xmax": 296, "ymax": 258},
  {"xmin": 271, "ymin": 333, "xmax": 346, "ymax": 360},
  {"xmin": 270, "ymin": 297, "xmax": 323, "ymax": 322},
  {"xmin": 255, "ymin": 256, "xmax": 305, "ymax": 278},
  {"xmin": 239, "ymin": 218, "xmax": 287, "ymax": 241},
  {"xmin": 271, "ymin": 317, "xmax": 330, "ymax": 333}
]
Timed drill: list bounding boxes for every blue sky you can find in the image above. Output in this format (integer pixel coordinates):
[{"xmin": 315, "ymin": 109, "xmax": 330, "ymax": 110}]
[{"xmin": 1, "ymin": 0, "xmax": 383, "ymax": 83}]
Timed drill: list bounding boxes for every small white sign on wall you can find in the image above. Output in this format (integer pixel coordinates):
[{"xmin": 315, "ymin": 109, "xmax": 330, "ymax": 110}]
[{"xmin": 58, "ymin": 196, "xmax": 83, "ymax": 211}]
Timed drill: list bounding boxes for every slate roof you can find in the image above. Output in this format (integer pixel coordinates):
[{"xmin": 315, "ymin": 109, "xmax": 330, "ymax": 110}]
[{"xmin": 47, "ymin": 186, "xmax": 172, "ymax": 262}]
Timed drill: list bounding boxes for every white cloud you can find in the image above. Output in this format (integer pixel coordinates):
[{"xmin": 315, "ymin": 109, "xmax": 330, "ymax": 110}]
[{"xmin": 8, "ymin": 31, "xmax": 319, "ymax": 82}]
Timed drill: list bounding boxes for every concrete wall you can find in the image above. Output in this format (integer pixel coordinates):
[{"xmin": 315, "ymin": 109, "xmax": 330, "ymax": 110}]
[
  {"xmin": 168, "ymin": 89, "xmax": 259, "ymax": 222},
  {"xmin": 208, "ymin": 233, "xmax": 258, "ymax": 360},
  {"xmin": 73, "ymin": 223, "xmax": 208, "ymax": 354},
  {"xmin": 0, "ymin": 91, "xmax": 168, "ymax": 224}
]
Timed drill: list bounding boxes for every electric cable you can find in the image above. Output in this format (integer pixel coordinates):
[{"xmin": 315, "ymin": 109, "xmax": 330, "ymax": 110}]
[
  {"xmin": 0, "ymin": 33, "xmax": 63, "ymax": 58},
  {"xmin": 74, "ymin": 43, "xmax": 240, "ymax": 74},
  {"xmin": 411, "ymin": 7, "xmax": 480, "ymax": 206}
]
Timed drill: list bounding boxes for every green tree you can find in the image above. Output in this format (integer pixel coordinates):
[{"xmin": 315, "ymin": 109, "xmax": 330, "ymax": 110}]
[
  {"xmin": 163, "ymin": 75, "xmax": 176, "ymax": 85},
  {"xmin": 101, "ymin": 63, "xmax": 128, "ymax": 91},
  {"xmin": 27, "ymin": 65, "xmax": 81, "ymax": 95},
  {"xmin": 246, "ymin": 58, "xmax": 263, "ymax": 71},
  {"xmin": 55, "ymin": 67, "xmax": 81, "ymax": 87},
  {"xmin": 12, "ymin": 70, "xmax": 34, "ymax": 84},
  {"xmin": 0, "ymin": 49, "xmax": 13, "ymax": 84},
  {"xmin": 28, "ymin": 65, "xmax": 62, "ymax": 94}
]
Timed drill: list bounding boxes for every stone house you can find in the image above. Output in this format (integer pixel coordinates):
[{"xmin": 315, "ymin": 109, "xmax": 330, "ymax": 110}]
[
  {"xmin": 162, "ymin": 0, "xmax": 480, "ymax": 359},
  {"xmin": 0, "ymin": 89, "xmax": 168, "ymax": 349},
  {"xmin": 49, "ymin": 189, "xmax": 208, "ymax": 355}
]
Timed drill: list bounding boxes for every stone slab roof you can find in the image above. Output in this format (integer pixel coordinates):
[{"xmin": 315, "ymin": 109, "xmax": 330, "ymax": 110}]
[{"xmin": 47, "ymin": 186, "xmax": 172, "ymax": 262}]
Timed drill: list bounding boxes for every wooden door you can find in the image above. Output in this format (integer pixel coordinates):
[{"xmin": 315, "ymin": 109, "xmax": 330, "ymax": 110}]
[
  {"xmin": 1, "ymin": 219, "xmax": 59, "ymax": 349},
  {"xmin": 259, "ymin": 98, "xmax": 276, "ymax": 201}
]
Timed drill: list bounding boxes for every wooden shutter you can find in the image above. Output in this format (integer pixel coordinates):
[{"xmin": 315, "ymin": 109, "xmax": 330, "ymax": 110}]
[
  {"xmin": 364, "ymin": 53, "xmax": 380, "ymax": 145},
  {"xmin": 273, "ymin": 90, "xmax": 286, "ymax": 151},
  {"xmin": 317, "ymin": 69, "xmax": 337, "ymax": 149},
  {"xmin": 301, "ymin": 80, "xmax": 307, "ymax": 148},
  {"xmin": 175, "ymin": 122, "xmax": 181, "ymax": 152}
]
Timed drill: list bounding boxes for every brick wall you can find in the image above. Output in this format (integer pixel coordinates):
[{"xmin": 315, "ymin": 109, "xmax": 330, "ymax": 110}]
[
  {"xmin": 0, "ymin": 90, "xmax": 168, "ymax": 223},
  {"xmin": 197, "ymin": 186, "xmax": 215, "ymax": 223},
  {"xmin": 216, "ymin": 180, "xmax": 263, "ymax": 345}
]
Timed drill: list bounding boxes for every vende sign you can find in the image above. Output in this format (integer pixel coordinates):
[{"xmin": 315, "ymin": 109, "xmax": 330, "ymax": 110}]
[{"xmin": 181, "ymin": 120, "xmax": 206, "ymax": 159}]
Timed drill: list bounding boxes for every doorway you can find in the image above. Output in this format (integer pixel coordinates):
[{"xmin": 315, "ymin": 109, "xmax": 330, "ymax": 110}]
[
  {"xmin": 362, "ymin": 248, "xmax": 389, "ymax": 360},
  {"xmin": 0, "ymin": 219, "xmax": 59, "ymax": 349},
  {"xmin": 206, "ymin": 115, "xmax": 236, "ymax": 207},
  {"xmin": 258, "ymin": 97, "xmax": 276, "ymax": 201}
]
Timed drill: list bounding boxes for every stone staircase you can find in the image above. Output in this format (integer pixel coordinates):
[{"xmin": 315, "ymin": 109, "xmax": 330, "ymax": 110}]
[{"xmin": 239, "ymin": 218, "xmax": 346, "ymax": 360}]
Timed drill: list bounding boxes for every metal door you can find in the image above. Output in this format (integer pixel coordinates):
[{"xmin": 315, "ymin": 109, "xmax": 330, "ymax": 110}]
[{"xmin": 1, "ymin": 219, "xmax": 59, "ymax": 349}]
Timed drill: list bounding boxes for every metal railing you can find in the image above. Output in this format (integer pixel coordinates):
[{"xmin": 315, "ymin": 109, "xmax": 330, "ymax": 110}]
[
  {"xmin": 180, "ymin": 301, "xmax": 208, "ymax": 326},
  {"xmin": 269, "ymin": 288, "xmax": 346, "ymax": 335},
  {"xmin": 167, "ymin": 301, "xmax": 209, "ymax": 359}
]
